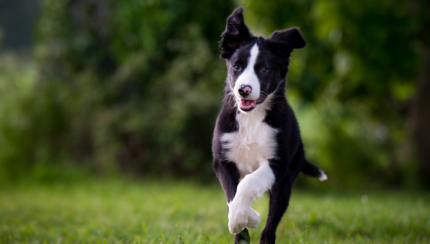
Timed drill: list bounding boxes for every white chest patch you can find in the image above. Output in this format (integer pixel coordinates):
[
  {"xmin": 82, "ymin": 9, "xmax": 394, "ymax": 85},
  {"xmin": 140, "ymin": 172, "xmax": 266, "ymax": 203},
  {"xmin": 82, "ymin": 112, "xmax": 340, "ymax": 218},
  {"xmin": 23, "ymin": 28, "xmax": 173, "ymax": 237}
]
[{"xmin": 220, "ymin": 98, "xmax": 278, "ymax": 178}]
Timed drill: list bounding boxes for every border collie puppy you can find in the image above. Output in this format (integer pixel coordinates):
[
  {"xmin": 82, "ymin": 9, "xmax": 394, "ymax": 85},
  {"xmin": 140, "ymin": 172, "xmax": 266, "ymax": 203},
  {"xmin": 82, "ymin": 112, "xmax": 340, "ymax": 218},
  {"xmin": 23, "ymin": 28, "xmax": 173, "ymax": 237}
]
[{"xmin": 212, "ymin": 7, "xmax": 327, "ymax": 244}]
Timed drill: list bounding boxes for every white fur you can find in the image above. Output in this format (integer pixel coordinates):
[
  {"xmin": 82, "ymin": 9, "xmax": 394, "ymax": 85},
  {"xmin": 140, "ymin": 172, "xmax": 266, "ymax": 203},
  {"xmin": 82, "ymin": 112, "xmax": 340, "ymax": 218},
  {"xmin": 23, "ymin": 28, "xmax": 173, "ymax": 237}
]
[
  {"xmin": 227, "ymin": 199, "xmax": 261, "ymax": 234},
  {"xmin": 228, "ymin": 163, "xmax": 275, "ymax": 234},
  {"xmin": 319, "ymin": 170, "xmax": 328, "ymax": 181},
  {"xmin": 221, "ymin": 94, "xmax": 277, "ymax": 234},
  {"xmin": 234, "ymin": 44, "xmax": 260, "ymax": 101},
  {"xmin": 220, "ymin": 95, "xmax": 278, "ymax": 178}
]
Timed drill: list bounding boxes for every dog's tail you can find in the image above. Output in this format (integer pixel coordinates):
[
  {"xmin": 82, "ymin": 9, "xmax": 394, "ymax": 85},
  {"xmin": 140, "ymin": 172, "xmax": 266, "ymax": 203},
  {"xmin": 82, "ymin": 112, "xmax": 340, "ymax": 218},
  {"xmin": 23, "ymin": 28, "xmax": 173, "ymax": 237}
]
[{"xmin": 301, "ymin": 160, "xmax": 327, "ymax": 181}]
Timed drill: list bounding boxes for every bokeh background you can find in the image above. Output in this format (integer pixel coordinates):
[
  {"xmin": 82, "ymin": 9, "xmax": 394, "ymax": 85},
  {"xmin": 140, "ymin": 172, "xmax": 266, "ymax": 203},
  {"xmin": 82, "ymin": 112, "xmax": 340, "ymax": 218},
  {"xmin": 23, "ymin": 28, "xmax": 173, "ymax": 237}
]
[
  {"xmin": 1, "ymin": 0, "xmax": 430, "ymax": 191},
  {"xmin": 2, "ymin": 1, "xmax": 430, "ymax": 243}
]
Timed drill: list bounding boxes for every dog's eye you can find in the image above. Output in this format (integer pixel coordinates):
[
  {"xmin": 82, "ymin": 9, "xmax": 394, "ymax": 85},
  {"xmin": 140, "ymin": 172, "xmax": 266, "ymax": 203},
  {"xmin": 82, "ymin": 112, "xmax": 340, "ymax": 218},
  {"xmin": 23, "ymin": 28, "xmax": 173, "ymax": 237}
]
[
  {"xmin": 233, "ymin": 65, "xmax": 241, "ymax": 71},
  {"xmin": 260, "ymin": 67, "xmax": 269, "ymax": 73}
]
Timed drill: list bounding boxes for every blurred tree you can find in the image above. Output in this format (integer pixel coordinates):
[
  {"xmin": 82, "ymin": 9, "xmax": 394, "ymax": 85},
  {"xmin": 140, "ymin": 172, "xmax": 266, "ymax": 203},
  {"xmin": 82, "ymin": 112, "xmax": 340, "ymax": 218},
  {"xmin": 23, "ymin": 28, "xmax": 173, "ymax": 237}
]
[
  {"xmin": 243, "ymin": 0, "xmax": 430, "ymax": 187},
  {"xmin": 407, "ymin": 0, "xmax": 430, "ymax": 185},
  {"xmin": 33, "ymin": 0, "xmax": 234, "ymax": 181},
  {"xmin": 1, "ymin": 0, "xmax": 428, "ymax": 188}
]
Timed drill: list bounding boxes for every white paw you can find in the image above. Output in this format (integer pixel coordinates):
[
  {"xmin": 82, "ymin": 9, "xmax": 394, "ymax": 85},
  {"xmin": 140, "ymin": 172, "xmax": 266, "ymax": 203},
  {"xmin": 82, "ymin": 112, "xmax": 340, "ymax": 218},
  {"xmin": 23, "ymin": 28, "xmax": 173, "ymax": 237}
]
[
  {"xmin": 246, "ymin": 208, "xmax": 261, "ymax": 228},
  {"xmin": 228, "ymin": 200, "xmax": 261, "ymax": 234},
  {"xmin": 228, "ymin": 201, "xmax": 248, "ymax": 234}
]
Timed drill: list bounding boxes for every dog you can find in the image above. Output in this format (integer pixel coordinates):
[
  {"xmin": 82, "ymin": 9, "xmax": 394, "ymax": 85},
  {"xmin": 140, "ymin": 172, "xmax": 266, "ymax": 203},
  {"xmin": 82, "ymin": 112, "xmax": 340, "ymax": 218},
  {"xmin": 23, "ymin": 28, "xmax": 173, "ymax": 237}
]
[{"xmin": 212, "ymin": 7, "xmax": 327, "ymax": 244}]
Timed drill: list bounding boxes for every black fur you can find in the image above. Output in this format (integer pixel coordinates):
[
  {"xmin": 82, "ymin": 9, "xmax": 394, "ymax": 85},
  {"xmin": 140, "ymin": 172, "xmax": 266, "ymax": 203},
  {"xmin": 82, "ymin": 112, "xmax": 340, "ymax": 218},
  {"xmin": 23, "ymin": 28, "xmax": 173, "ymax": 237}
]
[
  {"xmin": 219, "ymin": 7, "xmax": 254, "ymax": 59},
  {"xmin": 212, "ymin": 7, "xmax": 326, "ymax": 244}
]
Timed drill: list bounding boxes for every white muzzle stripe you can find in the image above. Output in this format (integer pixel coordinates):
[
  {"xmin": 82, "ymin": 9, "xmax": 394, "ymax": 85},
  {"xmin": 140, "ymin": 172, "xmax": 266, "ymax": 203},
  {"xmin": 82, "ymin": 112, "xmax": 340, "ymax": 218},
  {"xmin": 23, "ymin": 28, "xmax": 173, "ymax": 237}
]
[{"xmin": 234, "ymin": 44, "xmax": 260, "ymax": 101}]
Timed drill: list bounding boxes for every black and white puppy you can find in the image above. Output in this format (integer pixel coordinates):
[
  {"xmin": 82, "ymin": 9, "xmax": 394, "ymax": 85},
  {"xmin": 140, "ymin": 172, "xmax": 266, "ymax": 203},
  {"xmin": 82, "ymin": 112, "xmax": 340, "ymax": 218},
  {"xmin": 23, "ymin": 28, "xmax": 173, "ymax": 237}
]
[{"xmin": 212, "ymin": 7, "xmax": 327, "ymax": 244}]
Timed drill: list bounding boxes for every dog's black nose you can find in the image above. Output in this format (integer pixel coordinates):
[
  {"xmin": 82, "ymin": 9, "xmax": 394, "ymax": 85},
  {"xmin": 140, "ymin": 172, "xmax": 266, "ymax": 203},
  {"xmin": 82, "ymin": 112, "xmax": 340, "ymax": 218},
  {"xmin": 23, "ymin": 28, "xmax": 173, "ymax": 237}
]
[{"xmin": 238, "ymin": 85, "xmax": 252, "ymax": 97}]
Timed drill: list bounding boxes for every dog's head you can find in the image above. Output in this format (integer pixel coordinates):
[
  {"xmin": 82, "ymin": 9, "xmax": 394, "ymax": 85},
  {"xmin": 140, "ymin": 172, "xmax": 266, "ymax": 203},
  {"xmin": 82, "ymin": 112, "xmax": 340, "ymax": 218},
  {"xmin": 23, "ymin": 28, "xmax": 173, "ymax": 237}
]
[{"xmin": 220, "ymin": 7, "xmax": 306, "ymax": 113}]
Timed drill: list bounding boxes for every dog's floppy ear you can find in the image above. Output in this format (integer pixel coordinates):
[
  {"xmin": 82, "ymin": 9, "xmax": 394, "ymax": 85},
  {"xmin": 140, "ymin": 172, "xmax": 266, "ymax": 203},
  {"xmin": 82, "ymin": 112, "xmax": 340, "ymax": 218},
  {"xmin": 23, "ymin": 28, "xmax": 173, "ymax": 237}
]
[
  {"xmin": 266, "ymin": 27, "xmax": 306, "ymax": 66},
  {"xmin": 267, "ymin": 27, "xmax": 306, "ymax": 50},
  {"xmin": 219, "ymin": 7, "xmax": 253, "ymax": 59}
]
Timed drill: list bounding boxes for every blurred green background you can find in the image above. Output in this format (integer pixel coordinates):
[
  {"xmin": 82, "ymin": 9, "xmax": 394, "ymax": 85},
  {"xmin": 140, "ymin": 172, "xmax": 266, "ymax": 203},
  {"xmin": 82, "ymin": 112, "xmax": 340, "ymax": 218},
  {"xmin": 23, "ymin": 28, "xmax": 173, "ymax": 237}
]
[
  {"xmin": 2, "ymin": 1, "xmax": 430, "ymax": 243},
  {"xmin": 1, "ymin": 0, "xmax": 430, "ymax": 190}
]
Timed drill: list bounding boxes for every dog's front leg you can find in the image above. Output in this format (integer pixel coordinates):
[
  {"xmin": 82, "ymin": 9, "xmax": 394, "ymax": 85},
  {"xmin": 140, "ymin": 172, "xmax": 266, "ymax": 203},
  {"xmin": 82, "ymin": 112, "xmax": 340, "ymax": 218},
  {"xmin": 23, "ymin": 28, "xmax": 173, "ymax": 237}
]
[
  {"xmin": 228, "ymin": 162, "xmax": 275, "ymax": 234},
  {"xmin": 213, "ymin": 160, "xmax": 240, "ymax": 203},
  {"xmin": 214, "ymin": 160, "xmax": 253, "ymax": 243}
]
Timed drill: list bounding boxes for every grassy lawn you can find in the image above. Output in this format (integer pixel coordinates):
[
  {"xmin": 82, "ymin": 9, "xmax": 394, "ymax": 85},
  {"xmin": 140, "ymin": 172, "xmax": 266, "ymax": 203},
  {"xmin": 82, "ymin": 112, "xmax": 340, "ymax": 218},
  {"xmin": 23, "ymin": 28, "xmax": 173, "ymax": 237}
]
[{"xmin": 0, "ymin": 179, "xmax": 429, "ymax": 244}]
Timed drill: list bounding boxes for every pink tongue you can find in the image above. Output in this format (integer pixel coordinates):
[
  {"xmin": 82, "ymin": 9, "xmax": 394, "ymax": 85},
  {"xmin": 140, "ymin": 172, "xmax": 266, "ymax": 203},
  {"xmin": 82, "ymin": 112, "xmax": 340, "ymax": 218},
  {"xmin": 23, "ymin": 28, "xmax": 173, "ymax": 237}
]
[{"xmin": 240, "ymin": 99, "xmax": 256, "ymax": 108}]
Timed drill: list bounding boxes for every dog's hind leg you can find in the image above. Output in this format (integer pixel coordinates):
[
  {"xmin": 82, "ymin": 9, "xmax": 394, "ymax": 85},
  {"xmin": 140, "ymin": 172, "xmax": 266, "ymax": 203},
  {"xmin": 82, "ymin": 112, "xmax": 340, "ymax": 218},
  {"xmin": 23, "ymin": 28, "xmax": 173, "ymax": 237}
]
[{"xmin": 259, "ymin": 177, "xmax": 294, "ymax": 244}]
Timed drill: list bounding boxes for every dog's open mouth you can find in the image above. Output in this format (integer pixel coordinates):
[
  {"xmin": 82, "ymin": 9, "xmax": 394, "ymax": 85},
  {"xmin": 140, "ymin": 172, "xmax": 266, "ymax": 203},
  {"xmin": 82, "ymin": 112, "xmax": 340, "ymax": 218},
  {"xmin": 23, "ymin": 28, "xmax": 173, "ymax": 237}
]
[{"xmin": 239, "ymin": 94, "xmax": 267, "ymax": 112}]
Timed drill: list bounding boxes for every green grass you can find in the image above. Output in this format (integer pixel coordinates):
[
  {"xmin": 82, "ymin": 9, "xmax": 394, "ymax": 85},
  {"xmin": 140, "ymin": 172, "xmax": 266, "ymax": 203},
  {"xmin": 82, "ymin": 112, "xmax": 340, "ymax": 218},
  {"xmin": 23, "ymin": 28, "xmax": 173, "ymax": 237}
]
[{"xmin": 0, "ymin": 179, "xmax": 429, "ymax": 244}]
